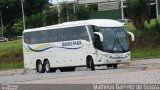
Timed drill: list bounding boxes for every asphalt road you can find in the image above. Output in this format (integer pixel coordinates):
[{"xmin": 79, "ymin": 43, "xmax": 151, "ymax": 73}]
[{"xmin": 0, "ymin": 58, "xmax": 160, "ymax": 84}]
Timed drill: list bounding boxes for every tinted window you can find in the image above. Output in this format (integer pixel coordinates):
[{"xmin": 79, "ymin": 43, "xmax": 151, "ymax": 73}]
[
  {"xmin": 23, "ymin": 26, "xmax": 88, "ymax": 44},
  {"xmin": 24, "ymin": 33, "xmax": 31, "ymax": 44},
  {"xmin": 88, "ymin": 26, "xmax": 94, "ymax": 40}
]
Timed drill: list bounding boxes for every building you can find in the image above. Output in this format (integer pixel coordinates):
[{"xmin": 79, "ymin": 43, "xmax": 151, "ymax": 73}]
[
  {"xmin": 76, "ymin": 0, "xmax": 159, "ymax": 20},
  {"xmin": 76, "ymin": 0, "xmax": 121, "ymax": 20},
  {"xmin": 121, "ymin": 0, "xmax": 159, "ymax": 19},
  {"xmin": 52, "ymin": 0, "xmax": 159, "ymax": 20},
  {"xmin": 77, "ymin": 0, "xmax": 119, "ymax": 11}
]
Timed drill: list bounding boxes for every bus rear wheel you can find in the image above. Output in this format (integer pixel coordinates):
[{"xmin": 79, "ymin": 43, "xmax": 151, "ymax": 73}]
[
  {"xmin": 44, "ymin": 61, "xmax": 51, "ymax": 73},
  {"xmin": 37, "ymin": 61, "xmax": 45, "ymax": 73}
]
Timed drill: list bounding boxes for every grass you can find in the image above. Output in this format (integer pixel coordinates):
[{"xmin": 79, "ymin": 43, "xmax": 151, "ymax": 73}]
[
  {"xmin": 0, "ymin": 40, "xmax": 23, "ymax": 70},
  {"xmin": 0, "ymin": 62, "xmax": 23, "ymax": 70},
  {"xmin": 126, "ymin": 22, "xmax": 136, "ymax": 31},
  {"xmin": 127, "ymin": 18, "xmax": 160, "ymax": 59},
  {"xmin": 131, "ymin": 49, "xmax": 160, "ymax": 59}
]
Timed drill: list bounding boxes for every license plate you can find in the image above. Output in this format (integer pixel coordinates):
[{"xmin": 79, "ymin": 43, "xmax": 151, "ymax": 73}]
[{"xmin": 116, "ymin": 60, "xmax": 121, "ymax": 62}]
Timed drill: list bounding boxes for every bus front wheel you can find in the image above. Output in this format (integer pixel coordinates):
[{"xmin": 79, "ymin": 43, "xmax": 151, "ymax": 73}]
[
  {"xmin": 87, "ymin": 57, "xmax": 95, "ymax": 71},
  {"xmin": 37, "ymin": 61, "xmax": 45, "ymax": 73}
]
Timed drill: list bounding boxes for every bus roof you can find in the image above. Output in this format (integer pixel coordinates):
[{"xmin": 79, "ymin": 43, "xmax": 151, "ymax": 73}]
[{"xmin": 23, "ymin": 19, "xmax": 124, "ymax": 33}]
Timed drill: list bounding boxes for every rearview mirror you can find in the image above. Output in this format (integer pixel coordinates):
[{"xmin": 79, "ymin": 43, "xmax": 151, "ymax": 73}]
[
  {"xmin": 94, "ymin": 32, "xmax": 103, "ymax": 42},
  {"xmin": 127, "ymin": 31, "xmax": 135, "ymax": 41}
]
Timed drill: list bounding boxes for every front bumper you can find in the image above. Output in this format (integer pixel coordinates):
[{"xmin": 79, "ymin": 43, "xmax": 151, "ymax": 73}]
[{"xmin": 94, "ymin": 51, "xmax": 131, "ymax": 65}]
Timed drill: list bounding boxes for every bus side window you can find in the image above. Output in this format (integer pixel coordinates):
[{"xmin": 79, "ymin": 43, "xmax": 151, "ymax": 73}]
[
  {"xmin": 30, "ymin": 32, "xmax": 38, "ymax": 44},
  {"xmin": 88, "ymin": 25, "xmax": 102, "ymax": 50},
  {"xmin": 66, "ymin": 26, "xmax": 89, "ymax": 41},
  {"xmin": 62, "ymin": 30, "xmax": 68, "ymax": 41},
  {"xmin": 66, "ymin": 27, "xmax": 75, "ymax": 41},
  {"xmin": 24, "ymin": 32, "xmax": 31, "ymax": 44},
  {"xmin": 94, "ymin": 34, "xmax": 103, "ymax": 50},
  {"xmin": 48, "ymin": 30, "xmax": 56, "ymax": 42},
  {"xmin": 48, "ymin": 30, "xmax": 53, "ymax": 42},
  {"xmin": 57, "ymin": 29, "xmax": 64, "ymax": 42},
  {"xmin": 75, "ymin": 26, "xmax": 89, "ymax": 41},
  {"xmin": 41, "ymin": 31, "xmax": 48, "ymax": 43}
]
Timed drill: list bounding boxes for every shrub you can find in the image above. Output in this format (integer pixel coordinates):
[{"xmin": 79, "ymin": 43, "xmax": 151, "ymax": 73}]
[
  {"xmin": 75, "ymin": 5, "xmax": 91, "ymax": 20},
  {"xmin": 26, "ymin": 13, "xmax": 45, "ymax": 29},
  {"xmin": 60, "ymin": 2, "xmax": 69, "ymax": 22},
  {"xmin": 130, "ymin": 19, "xmax": 160, "ymax": 50},
  {"xmin": 45, "ymin": 7, "xmax": 58, "ymax": 25},
  {"xmin": 12, "ymin": 20, "xmax": 23, "ymax": 36}
]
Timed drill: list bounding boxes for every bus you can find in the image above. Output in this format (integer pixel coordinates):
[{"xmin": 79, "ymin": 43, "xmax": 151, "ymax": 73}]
[{"xmin": 23, "ymin": 19, "xmax": 134, "ymax": 73}]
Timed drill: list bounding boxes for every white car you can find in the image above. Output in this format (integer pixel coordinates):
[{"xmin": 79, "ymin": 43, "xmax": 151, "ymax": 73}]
[
  {"xmin": 118, "ymin": 19, "xmax": 131, "ymax": 25},
  {"xmin": 0, "ymin": 37, "xmax": 8, "ymax": 42}
]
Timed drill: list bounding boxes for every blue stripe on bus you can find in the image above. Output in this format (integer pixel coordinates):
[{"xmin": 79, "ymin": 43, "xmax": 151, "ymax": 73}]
[{"xmin": 26, "ymin": 45, "xmax": 84, "ymax": 52}]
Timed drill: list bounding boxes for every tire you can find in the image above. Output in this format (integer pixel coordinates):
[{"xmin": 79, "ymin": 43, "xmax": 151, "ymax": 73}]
[
  {"xmin": 44, "ymin": 61, "xmax": 51, "ymax": 73},
  {"xmin": 113, "ymin": 64, "xmax": 118, "ymax": 69},
  {"xmin": 37, "ymin": 61, "xmax": 45, "ymax": 73},
  {"xmin": 89, "ymin": 57, "xmax": 95, "ymax": 71},
  {"xmin": 86, "ymin": 60, "xmax": 90, "ymax": 68}
]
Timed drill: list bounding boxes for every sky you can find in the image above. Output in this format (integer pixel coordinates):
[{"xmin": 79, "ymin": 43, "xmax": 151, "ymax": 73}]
[{"xmin": 49, "ymin": 0, "xmax": 75, "ymax": 4}]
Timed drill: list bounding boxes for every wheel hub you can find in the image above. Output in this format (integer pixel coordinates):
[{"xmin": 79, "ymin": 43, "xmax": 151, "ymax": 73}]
[
  {"xmin": 46, "ymin": 63, "xmax": 49, "ymax": 71},
  {"xmin": 38, "ymin": 64, "xmax": 42, "ymax": 71}
]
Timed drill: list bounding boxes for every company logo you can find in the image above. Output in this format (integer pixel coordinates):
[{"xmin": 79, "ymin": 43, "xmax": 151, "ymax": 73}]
[
  {"xmin": 62, "ymin": 41, "xmax": 82, "ymax": 47},
  {"xmin": 24, "ymin": 41, "xmax": 84, "ymax": 53}
]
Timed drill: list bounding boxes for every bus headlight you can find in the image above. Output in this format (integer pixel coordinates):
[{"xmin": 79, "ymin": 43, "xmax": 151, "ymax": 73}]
[{"xmin": 125, "ymin": 53, "xmax": 130, "ymax": 57}]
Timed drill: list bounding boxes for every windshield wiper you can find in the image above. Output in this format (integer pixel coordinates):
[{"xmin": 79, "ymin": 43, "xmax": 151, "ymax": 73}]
[
  {"xmin": 116, "ymin": 38, "xmax": 125, "ymax": 51},
  {"xmin": 112, "ymin": 30, "xmax": 125, "ymax": 52},
  {"xmin": 111, "ymin": 31, "xmax": 117, "ymax": 52}
]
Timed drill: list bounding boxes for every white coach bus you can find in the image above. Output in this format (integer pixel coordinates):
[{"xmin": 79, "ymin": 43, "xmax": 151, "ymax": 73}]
[{"xmin": 23, "ymin": 19, "xmax": 134, "ymax": 73}]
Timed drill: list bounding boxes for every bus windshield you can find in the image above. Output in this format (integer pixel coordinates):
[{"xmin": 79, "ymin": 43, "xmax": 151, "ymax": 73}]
[{"xmin": 95, "ymin": 27, "xmax": 129, "ymax": 53}]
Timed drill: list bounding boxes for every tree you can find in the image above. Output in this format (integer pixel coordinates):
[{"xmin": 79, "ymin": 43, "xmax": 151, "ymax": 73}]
[
  {"xmin": 60, "ymin": 2, "xmax": 69, "ymax": 22},
  {"xmin": 24, "ymin": 0, "xmax": 48, "ymax": 16},
  {"xmin": 75, "ymin": 5, "xmax": 91, "ymax": 20},
  {"xmin": 126, "ymin": 0, "xmax": 150, "ymax": 30},
  {"xmin": 0, "ymin": 0, "xmax": 48, "ymax": 37},
  {"xmin": 0, "ymin": 0, "xmax": 22, "ymax": 37},
  {"xmin": 12, "ymin": 19, "xmax": 23, "ymax": 36},
  {"xmin": 45, "ymin": 7, "xmax": 58, "ymax": 26},
  {"xmin": 25, "ymin": 13, "xmax": 45, "ymax": 29}
]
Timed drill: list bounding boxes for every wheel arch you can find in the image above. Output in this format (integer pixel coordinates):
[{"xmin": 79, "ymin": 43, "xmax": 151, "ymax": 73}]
[
  {"xmin": 43, "ymin": 58, "xmax": 49, "ymax": 64},
  {"xmin": 86, "ymin": 55, "xmax": 93, "ymax": 62},
  {"xmin": 86, "ymin": 55, "xmax": 93, "ymax": 68},
  {"xmin": 36, "ymin": 59, "xmax": 42, "ymax": 68}
]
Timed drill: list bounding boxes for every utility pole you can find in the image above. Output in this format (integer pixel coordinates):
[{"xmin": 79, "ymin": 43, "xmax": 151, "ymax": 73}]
[
  {"xmin": 121, "ymin": 0, "xmax": 124, "ymax": 19},
  {"xmin": 51, "ymin": 0, "xmax": 53, "ymax": 5},
  {"xmin": 0, "ymin": 13, "xmax": 4, "ymax": 37},
  {"xmin": 73, "ymin": 0, "xmax": 76, "ymax": 14},
  {"xmin": 57, "ymin": 0, "xmax": 61, "ymax": 23},
  {"xmin": 21, "ymin": 0, "xmax": 25, "ymax": 30},
  {"xmin": 66, "ymin": 0, "xmax": 69, "ymax": 21},
  {"xmin": 156, "ymin": 0, "xmax": 159, "ymax": 18}
]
